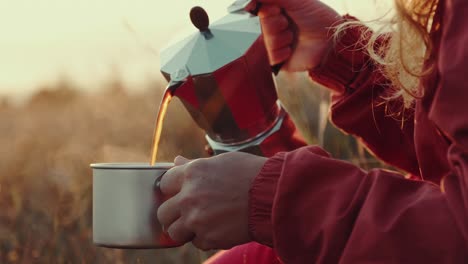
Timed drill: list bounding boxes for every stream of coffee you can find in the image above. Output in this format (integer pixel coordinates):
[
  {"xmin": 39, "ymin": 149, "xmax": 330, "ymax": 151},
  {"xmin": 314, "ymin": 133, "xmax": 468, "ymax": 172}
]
[{"xmin": 150, "ymin": 88, "xmax": 174, "ymax": 165}]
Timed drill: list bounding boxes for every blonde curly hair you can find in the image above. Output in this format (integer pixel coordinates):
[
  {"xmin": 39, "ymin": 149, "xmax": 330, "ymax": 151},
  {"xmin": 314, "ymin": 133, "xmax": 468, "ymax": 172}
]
[{"xmin": 336, "ymin": 0, "xmax": 440, "ymax": 108}]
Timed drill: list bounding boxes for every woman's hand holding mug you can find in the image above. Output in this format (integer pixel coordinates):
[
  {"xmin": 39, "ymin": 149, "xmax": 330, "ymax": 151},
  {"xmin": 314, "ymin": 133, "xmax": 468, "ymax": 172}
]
[{"xmin": 156, "ymin": 153, "xmax": 267, "ymax": 250}]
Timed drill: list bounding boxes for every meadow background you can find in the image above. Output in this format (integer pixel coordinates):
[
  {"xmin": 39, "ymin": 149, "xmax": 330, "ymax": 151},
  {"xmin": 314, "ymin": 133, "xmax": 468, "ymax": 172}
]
[
  {"xmin": 0, "ymin": 0, "xmax": 391, "ymax": 263},
  {"xmin": 0, "ymin": 73, "xmax": 384, "ymax": 264}
]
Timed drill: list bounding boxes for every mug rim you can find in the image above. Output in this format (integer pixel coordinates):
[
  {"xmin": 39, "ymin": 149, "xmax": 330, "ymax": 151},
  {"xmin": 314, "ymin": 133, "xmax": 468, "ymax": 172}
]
[{"xmin": 90, "ymin": 162, "xmax": 174, "ymax": 170}]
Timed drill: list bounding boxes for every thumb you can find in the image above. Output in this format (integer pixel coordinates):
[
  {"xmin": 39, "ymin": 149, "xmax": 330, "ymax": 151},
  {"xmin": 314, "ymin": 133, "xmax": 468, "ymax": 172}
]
[
  {"xmin": 174, "ymin": 156, "xmax": 191, "ymax": 166},
  {"xmin": 245, "ymin": 0, "xmax": 257, "ymax": 11},
  {"xmin": 245, "ymin": 0, "xmax": 279, "ymax": 13},
  {"xmin": 254, "ymin": 0, "xmax": 291, "ymax": 9}
]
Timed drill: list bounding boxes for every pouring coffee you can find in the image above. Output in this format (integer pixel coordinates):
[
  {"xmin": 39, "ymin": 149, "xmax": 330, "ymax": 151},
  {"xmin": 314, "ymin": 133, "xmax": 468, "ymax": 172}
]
[
  {"xmin": 158, "ymin": 1, "xmax": 287, "ymax": 156},
  {"xmin": 92, "ymin": 0, "xmax": 289, "ymax": 249}
]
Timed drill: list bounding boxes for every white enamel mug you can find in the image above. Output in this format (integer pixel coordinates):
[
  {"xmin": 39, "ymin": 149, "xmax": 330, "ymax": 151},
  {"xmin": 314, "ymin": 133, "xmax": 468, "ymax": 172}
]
[{"xmin": 91, "ymin": 163, "xmax": 181, "ymax": 249}]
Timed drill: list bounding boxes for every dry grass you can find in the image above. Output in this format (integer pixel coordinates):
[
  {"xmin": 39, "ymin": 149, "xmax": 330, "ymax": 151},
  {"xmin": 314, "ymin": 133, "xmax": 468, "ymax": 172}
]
[
  {"xmin": 0, "ymin": 75, "xmax": 379, "ymax": 263},
  {"xmin": 0, "ymin": 78, "xmax": 209, "ymax": 263}
]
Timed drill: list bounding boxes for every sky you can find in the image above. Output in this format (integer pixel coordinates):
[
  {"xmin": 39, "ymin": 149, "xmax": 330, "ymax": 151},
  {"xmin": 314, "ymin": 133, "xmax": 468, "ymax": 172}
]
[{"xmin": 0, "ymin": 0, "xmax": 393, "ymax": 98}]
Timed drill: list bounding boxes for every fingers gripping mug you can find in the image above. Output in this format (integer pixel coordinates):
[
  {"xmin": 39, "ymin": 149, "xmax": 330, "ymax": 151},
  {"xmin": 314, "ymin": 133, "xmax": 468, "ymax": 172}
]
[{"xmin": 91, "ymin": 163, "xmax": 181, "ymax": 249}]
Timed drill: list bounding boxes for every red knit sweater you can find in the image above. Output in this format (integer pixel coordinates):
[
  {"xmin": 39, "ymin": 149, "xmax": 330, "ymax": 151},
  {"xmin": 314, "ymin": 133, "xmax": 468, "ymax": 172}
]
[{"xmin": 209, "ymin": 0, "xmax": 468, "ymax": 263}]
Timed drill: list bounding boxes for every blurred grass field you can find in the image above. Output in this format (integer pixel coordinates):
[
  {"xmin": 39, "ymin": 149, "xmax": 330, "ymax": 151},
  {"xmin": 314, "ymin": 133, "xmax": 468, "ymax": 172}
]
[{"xmin": 0, "ymin": 74, "xmax": 381, "ymax": 263}]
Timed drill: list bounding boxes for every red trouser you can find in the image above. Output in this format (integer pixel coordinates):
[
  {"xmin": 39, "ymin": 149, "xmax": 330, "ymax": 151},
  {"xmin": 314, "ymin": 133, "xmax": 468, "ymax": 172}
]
[{"xmin": 205, "ymin": 243, "xmax": 280, "ymax": 264}]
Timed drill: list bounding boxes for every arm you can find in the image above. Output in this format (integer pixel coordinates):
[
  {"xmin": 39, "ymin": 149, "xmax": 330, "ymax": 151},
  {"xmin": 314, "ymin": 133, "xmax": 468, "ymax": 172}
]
[
  {"xmin": 309, "ymin": 17, "xmax": 419, "ymax": 176},
  {"xmin": 249, "ymin": 2, "xmax": 468, "ymax": 262},
  {"xmin": 251, "ymin": 147, "xmax": 466, "ymax": 263}
]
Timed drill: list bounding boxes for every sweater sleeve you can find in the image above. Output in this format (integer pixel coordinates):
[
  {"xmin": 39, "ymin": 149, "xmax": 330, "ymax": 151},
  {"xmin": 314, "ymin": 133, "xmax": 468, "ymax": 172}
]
[
  {"xmin": 252, "ymin": 146, "xmax": 467, "ymax": 263},
  {"xmin": 309, "ymin": 16, "xmax": 419, "ymax": 176},
  {"xmin": 249, "ymin": 2, "xmax": 468, "ymax": 263}
]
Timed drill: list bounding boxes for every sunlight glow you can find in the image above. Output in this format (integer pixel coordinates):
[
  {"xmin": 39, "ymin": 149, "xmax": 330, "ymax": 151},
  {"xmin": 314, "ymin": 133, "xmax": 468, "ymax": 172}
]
[{"xmin": 0, "ymin": 0, "xmax": 393, "ymax": 97}]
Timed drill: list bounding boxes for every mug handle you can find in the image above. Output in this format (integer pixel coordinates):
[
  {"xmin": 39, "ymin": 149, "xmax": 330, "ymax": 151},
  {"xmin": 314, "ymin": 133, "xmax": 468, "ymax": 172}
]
[{"xmin": 153, "ymin": 171, "xmax": 166, "ymax": 191}]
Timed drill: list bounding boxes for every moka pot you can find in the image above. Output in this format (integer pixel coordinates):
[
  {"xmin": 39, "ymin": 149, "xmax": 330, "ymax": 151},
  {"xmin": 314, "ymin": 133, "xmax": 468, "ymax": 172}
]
[{"xmin": 160, "ymin": 0, "xmax": 286, "ymax": 155}]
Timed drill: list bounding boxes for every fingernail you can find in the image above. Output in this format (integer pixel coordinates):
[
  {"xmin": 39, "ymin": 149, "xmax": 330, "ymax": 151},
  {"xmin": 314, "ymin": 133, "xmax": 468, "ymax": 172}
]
[{"xmin": 154, "ymin": 173, "xmax": 165, "ymax": 190}]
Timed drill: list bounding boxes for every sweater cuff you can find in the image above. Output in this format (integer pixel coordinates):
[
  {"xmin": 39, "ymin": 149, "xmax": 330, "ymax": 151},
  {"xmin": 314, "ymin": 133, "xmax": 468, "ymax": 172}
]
[
  {"xmin": 248, "ymin": 152, "xmax": 286, "ymax": 247},
  {"xmin": 309, "ymin": 15, "xmax": 371, "ymax": 95}
]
